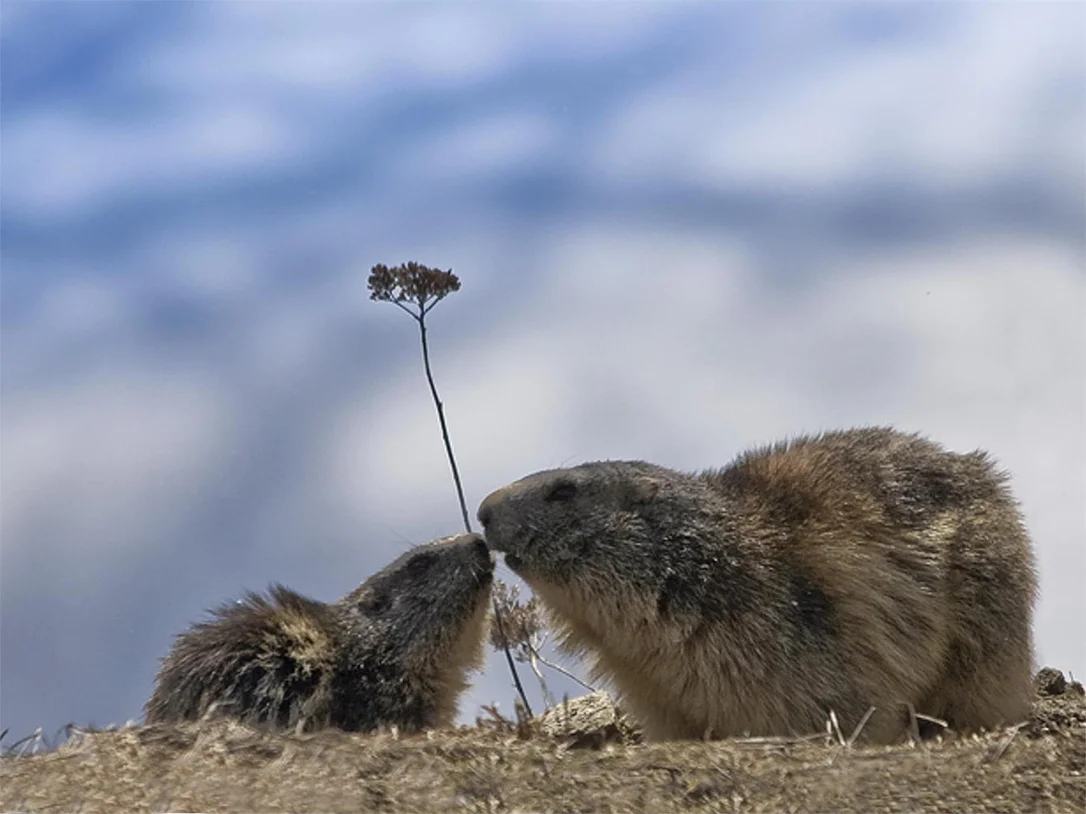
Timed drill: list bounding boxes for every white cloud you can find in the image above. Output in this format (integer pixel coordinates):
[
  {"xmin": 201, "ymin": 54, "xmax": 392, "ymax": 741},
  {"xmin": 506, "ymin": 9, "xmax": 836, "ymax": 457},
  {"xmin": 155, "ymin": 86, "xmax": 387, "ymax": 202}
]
[
  {"xmin": 8, "ymin": 4, "xmax": 1080, "ymax": 221},
  {"xmin": 819, "ymin": 242, "xmax": 1083, "ymax": 424},
  {"xmin": 130, "ymin": 2, "xmax": 678, "ymax": 98},
  {"xmin": 0, "ymin": 267, "xmax": 149, "ymax": 388},
  {"xmin": 149, "ymin": 233, "xmax": 264, "ymax": 301},
  {"xmin": 592, "ymin": 3, "xmax": 1083, "ymax": 191},
  {"xmin": 1, "ymin": 370, "xmax": 237, "ymax": 574},
  {"xmin": 3, "ymin": 101, "xmax": 307, "ymax": 216},
  {"xmin": 388, "ymin": 111, "xmax": 559, "ymax": 185},
  {"xmin": 1, "ymin": 2, "xmax": 692, "ymax": 220},
  {"xmin": 22, "ymin": 272, "xmax": 135, "ymax": 348},
  {"xmin": 129, "ymin": 4, "xmax": 520, "ymax": 97}
]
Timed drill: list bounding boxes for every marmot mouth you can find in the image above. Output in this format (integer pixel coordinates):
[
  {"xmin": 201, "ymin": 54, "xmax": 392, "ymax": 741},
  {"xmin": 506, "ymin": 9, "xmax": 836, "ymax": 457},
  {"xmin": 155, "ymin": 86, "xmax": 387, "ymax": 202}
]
[{"xmin": 504, "ymin": 553, "xmax": 524, "ymax": 572}]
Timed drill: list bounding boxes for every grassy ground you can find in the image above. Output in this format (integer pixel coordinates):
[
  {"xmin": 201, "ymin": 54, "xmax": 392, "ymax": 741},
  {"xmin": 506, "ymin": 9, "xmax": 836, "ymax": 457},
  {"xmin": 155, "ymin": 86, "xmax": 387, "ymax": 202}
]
[{"xmin": 3, "ymin": 670, "xmax": 1083, "ymax": 813}]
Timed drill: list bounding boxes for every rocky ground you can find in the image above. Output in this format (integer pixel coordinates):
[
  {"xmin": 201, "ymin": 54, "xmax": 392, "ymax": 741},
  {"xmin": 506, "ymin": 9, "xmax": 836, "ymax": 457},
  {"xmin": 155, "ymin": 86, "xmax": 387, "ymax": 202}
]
[{"xmin": 2, "ymin": 668, "xmax": 1083, "ymax": 813}]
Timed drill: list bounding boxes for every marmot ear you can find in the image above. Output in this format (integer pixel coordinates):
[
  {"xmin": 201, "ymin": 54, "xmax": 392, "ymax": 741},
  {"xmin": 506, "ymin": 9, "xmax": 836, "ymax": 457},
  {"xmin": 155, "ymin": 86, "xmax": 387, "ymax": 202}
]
[{"xmin": 627, "ymin": 476, "xmax": 659, "ymax": 505}]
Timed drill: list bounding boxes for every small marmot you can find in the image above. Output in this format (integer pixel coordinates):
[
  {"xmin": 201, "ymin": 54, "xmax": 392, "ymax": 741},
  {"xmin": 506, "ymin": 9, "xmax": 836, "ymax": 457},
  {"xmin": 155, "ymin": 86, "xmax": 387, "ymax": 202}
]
[
  {"xmin": 478, "ymin": 427, "xmax": 1037, "ymax": 743},
  {"xmin": 145, "ymin": 533, "xmax": 494, "ymax": 733}
]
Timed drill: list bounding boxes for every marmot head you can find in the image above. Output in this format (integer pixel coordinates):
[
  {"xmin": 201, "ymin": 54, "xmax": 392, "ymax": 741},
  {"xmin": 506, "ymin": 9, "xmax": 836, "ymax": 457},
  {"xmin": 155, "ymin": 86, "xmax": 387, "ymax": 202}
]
[
  {"xmin": 477, "ymin": 462, "xmax": 716, "ymax": 617},
  {"xmin": 339, "ymin": 532, "xmax": 494, "ymax": 675}
]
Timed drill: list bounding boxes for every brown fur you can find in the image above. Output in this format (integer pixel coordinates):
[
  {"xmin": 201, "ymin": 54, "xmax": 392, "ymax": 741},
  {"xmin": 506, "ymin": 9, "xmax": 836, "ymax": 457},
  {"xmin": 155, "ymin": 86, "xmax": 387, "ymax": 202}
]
[
  {"xmin": 478, "ymin": 427, "xmax": 1038, "ymax": 743},
  {"xmin": 145, "ymin": 533, "xmax": 493, "ymax": 733}
]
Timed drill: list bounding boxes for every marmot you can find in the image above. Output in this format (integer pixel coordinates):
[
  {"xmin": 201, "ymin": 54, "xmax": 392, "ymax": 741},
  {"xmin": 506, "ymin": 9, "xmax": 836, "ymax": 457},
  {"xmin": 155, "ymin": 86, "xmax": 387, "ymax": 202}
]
[
  {"xmin": 478, "ymin": 427, "xmax": 1037, "ymax": 743},
  {"xmin": 145, "ymin": 533, "xmax": 494, "ymax": 733}
]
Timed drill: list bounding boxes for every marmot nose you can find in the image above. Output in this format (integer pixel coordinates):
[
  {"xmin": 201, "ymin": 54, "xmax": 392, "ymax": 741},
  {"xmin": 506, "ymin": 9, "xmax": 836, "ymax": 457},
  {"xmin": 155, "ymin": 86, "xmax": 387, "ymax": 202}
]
[
  {"xmin": 471, "ymin": 535, "xmax": 490, "ymax": 560},
  {"xmin": 477, "ymin": 497, "xmax": 494, "ymax": 529}
]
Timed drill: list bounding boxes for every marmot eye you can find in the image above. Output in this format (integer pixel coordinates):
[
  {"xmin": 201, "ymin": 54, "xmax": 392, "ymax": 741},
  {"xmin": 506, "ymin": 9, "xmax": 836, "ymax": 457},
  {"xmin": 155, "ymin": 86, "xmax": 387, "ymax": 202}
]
[
  {"xmin": 406, "ymin": 552, "xmax": 438, "ymax": 575},
  {"xmin": 364, "ymin": 594, "xmax": 391, "ymax": 614},
  {"xmin": 545, "ymin": 481, "xmax": 578, "ymax": 502}
]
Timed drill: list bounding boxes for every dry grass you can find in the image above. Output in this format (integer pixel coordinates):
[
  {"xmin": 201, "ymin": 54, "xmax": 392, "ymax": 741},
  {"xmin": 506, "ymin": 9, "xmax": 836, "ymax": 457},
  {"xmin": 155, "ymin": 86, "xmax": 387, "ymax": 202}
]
[{"xmin": 3, "ymin": 672, "xmax": 1083, "ymax": 814}]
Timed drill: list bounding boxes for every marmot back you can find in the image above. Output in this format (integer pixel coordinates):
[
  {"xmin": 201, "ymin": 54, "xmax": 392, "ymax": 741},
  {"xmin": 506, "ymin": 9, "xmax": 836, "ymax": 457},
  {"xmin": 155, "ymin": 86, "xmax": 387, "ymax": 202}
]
[
  {"xmin": 145, "ymin": 533, "xmax": 494, "ymax": 733},
  {"xmin": 478, "ymin": 427, "xmax": 1037, "ymax": 743}
]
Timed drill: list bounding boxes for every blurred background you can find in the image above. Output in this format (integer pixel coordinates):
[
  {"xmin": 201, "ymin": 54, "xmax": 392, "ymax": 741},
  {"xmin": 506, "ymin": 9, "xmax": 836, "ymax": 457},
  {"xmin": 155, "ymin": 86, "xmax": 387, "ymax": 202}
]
[{"xmin": 2, "ymin": 2, "xmax": 1083, "ymax": 742}]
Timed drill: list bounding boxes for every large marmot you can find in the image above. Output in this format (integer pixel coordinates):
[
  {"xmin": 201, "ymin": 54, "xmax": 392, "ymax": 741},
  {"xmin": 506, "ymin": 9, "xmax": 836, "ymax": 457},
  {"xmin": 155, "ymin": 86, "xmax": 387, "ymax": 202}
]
[
  {"xmin": 145, "ymin": 533, "xmax": 494, "ymax": 733},
  {"xmin": 478, "ymin": 427, "xmax": 1037, "ymax": 743}
]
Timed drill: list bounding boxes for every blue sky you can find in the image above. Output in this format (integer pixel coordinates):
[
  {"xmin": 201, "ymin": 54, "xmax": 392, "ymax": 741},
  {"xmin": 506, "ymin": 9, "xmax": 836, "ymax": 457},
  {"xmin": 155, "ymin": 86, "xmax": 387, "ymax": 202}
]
[{"xmin": 2, "ymin": 1, "xmax": 1083, "ymax": 743}]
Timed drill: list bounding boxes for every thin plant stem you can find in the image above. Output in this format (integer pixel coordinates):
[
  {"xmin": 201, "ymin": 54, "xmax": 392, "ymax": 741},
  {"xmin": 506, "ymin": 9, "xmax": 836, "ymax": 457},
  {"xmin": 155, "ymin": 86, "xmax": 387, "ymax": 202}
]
[
  {"xmin": 412, "ymin": 306, "xmax": 534, "ymax": 718},
  {"xmin": 416, "ymin": 315, "xmax": 473, "ymax": 534}
]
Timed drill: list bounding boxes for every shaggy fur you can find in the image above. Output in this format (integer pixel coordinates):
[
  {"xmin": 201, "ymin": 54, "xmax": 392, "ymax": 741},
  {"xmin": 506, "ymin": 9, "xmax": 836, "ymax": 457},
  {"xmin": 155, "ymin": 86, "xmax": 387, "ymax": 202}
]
[
  {"xmin": 145, "ymin": 533, "xmax": 494, "ymax": 733},
  {"xmin": 478, "ymin": 427, "xmax": 1037, "ymax": 743}
]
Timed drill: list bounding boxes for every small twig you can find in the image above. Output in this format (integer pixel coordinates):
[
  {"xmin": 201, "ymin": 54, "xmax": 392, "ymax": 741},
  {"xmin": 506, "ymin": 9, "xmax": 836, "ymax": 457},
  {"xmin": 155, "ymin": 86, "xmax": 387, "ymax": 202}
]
[
  {"xmin": 827, "ymin": 710, "xmax": 845, "ymax": 747},
  {"xmin": 906, "ymin": 703, "xmax": 921, "ymax": 744},
  {"xmin": 491, "ymin": 605, "xmax": 534, "ymax": 717},
  {"xmin": 527, "ymin": 642, "xmax": 598, "ymax": 693},
  {"xmin": 732, "ymin": 732, "xmax": 829, "ymax": 746},
  {"xmin": 10, "ymin": 728, "xmax": 45, "ymax": 757},
  {"xmin": 846, "ymin": 706, "xmax": 878, "ymax": 747},
  {"xmin": 985, "ymin": 723, "xmax": 1023, "ymax": 763},
  {"xmin": 914, "ymin": 712, "xmax": 948, "ymax": 730},
  {"xmin": 526, "ymin": 648, "xmax": 556, "ymax": 709},
  {"xmin": 476, "ymin": 704, "xmax": 516, "ymax": 735}
]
